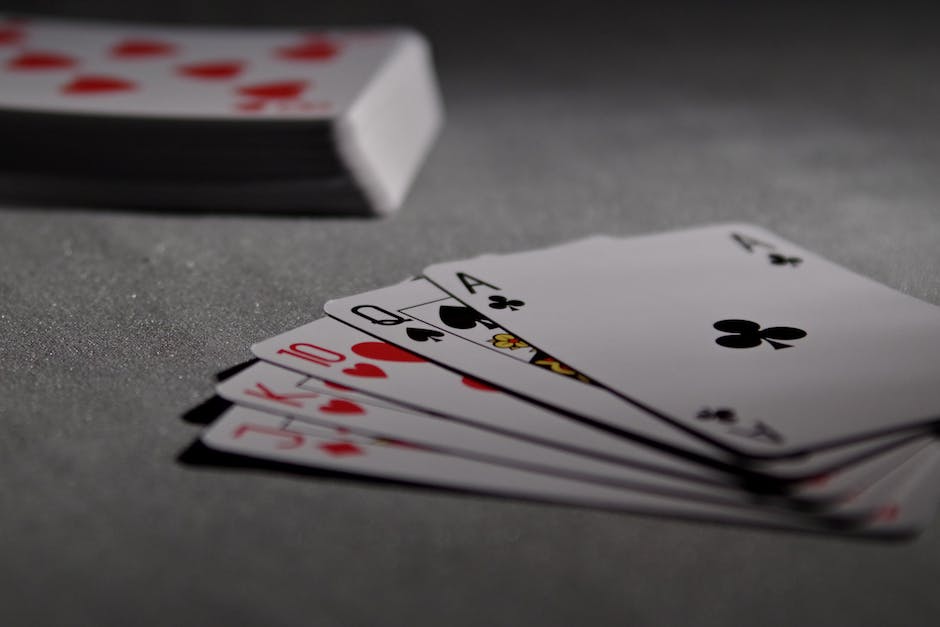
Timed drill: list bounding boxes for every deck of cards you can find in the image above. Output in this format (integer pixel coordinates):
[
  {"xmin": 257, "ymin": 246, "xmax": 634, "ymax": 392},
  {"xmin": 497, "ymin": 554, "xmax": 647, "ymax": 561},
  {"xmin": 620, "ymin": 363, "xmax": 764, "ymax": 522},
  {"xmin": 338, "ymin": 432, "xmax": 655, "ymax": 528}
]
[
  {"xmin": 0, "ymin": 15, "xmax": 442, "ymax": 213},
  {"xmin": 191, "ymin": 224, "xmax": 940, "ymax": 537}
]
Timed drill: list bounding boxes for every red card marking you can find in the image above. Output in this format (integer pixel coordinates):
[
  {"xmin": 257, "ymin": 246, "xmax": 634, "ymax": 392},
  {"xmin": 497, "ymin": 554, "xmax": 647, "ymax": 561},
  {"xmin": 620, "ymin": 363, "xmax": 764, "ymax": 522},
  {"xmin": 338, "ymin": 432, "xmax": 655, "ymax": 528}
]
[
  {"xmin": 341, "ymin": 363, "xmax": 387, "ymax": 378},
  {"xmin": 461, "ymin": 377, "xmax": 498, "ymax": 392},
  {"xmin": 243, "ymin": 383, "xmax": 319, "ymax": 408},
  {"xmin": 874, "ymin": 503, "xmax": 900, "ymax": 522},
  {"xmin": 111, "ymin": 38, "xmax": 177, "ymax": 58},
  {"xmin": 177, "ymin": 60, "xmax": 244, "ymax": 80},
  {"xmin": 233, "ymin": 423, "xmax": 304, "ymax": 449},
  {"xmin": 319, "ymin": 441, "xmax": 364, "ymax": 457},
  {"xmin": 351, "ymin": 341, "xmax": 426, "ymax": 363},
  {"xmin": 7, "ymin": 51, "xmax": 77, "ymax": 71},
  {"xmin": 324, "ymin": 380, "xmax": 355, "ymax": 392},
  {"xmin": 61, "ymin": 75, "xmax": 137, "ymax": 95},
  {"xmin": 0, "ymin": 26, "xmax": 25, "ymax": 46},
  {"xmin": 237, "ymin": 80, "xmax": 309, "ymax": 100},
  {"xmin": 319, "ymin": 399, "xmax": 365, "ymax": 415},
  {"xmin": 277, "ymin": 39, "xmax": 339, "ymax": 62}
]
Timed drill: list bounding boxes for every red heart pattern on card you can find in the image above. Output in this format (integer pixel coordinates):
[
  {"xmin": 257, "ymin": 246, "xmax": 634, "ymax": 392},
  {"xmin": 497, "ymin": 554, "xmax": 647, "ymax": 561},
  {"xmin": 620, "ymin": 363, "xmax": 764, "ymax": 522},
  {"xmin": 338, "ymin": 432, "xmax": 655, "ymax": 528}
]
[
  {"xmin": 237, "ymin": 80, "xmax": 309, "ymax": 100},
  {"xmin": 461, "ymin": 377, "xmax": 498, "ymax": 392},
  {"xmin": 341, "ymin": 363, "xmax": 386, "ymax": 378},
  {"xmin": 319, "ymin": 399, "xmax": 365, "ymax": 415},
  {"xmin": 276, "ymin": 39, "xmax": 339, "ymax": 61},
  {"xmin": 318, "ymin": 441, "xmax": 363, "ymax": 457},
  {"xmin": 0, "ymin": 26, "xmax": 25, "ymax": 46},
  {"xmin": 351, "ymin": 342, "xmax": 426, "ymax": 363},
  {"xmin": 8, "ymin": 51, "xmax": 77, "ymax": 71},
  {"xmin": 61, "ymin": 75, "xmax": 137, "ymax": 95},
  {"xmin": 177, "ymin": 60, "xmax": 244, "ymax": 80},
  {"xmin": 111, "ymin": 39, "xmax": 176, "ymax": 58},
  {"xmin": 324, "ymin": 380, "xmax": 355, "ymax": 392}
]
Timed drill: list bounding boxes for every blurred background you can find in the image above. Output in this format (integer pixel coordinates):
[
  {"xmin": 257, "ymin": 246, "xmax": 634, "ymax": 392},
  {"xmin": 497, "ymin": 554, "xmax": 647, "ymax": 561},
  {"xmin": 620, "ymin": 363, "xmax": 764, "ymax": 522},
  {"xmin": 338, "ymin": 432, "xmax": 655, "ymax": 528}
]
[{"xmin": 2, "ymin": 3, "xmax": 940, "ymax": 627}]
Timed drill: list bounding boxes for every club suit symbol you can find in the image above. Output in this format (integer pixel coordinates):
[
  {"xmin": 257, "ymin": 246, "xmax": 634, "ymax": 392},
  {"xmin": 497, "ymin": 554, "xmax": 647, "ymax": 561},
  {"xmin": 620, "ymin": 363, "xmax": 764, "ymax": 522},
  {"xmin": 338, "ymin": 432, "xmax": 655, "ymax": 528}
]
[
  {"xmin": 488, "ymin": 295, "xmax": 525, "ymax": 311},
  {"xmin": 713, "ymin": 319, "xmax": 806, "ymax": 350},
  {"xmin": 768, "ymin": 253, "xmax": 802, "ymax": 267}
]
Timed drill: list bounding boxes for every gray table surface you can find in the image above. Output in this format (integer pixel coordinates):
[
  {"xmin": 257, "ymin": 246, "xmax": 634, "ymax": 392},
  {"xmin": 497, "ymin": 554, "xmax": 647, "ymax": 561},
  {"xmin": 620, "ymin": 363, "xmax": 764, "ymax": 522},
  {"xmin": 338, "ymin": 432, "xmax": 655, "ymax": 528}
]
[{"xmin": 3, "ymin": 3, "xmax": 940, "ymax": 626}]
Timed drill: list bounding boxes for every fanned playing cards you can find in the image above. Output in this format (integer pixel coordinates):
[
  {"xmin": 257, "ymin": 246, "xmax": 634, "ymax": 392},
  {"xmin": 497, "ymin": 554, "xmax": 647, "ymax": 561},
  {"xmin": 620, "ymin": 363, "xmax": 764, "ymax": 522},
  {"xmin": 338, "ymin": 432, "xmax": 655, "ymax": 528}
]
[
  {"xmin": 0, "ymin": 15, "xmax": 443, "ymax": 213},
  {"xmin": 189, "ymin": 224, "xmax": 940, "ymax": 537}
]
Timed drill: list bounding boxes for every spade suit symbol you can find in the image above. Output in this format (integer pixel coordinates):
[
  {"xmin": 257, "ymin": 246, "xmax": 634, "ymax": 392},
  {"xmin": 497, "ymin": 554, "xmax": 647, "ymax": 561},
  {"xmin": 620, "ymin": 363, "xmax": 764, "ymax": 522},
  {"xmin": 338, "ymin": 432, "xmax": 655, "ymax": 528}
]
[
  {"xmin": 406, "ymin": 327, "xmax": 445, "ymax": 343},
  {"xmin": 713, "ymin": 319, "xmax": 806, "ymax": 350},
  {"xmin": 438, "ymin": 305, "xmax": 498, "ymax": 330}
]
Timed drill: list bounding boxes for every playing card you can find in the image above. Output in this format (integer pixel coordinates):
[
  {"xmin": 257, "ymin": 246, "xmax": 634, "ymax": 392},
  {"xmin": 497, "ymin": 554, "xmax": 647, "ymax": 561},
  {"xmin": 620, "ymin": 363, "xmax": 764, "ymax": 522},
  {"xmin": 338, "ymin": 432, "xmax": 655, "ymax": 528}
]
[
  {"xmin": 251, "ymin": 317, "xmax": 787, "ymax": 486},
  {"xmin": 794, "ymin": 436, "xmax": 933, "ymax": 506},
  {"xmin": 829, "ymin": 439, "xmax": 937, "ymax": 519},
  {"xmin": 0, "ymin": 15, "xmax": 443, "ymax": 213},
  {"xmin": 220, "ymin": 360, "xmax": 933, "ymax": 511},
  {"xmin": 202, "ymin": 405, "xmax": 940, "ymax": 536},
  {"xmin": 251, "ymin": 315, "xmax": 936, "ymax": 514},
  {"xmin": 423, "ymin": 224, "xmax": 940, "ymax": 457},
  {"xmin": 0, "ymin": 16, "xmax": 401, "ymax": 118},
  {"xmin": 220, "ymin": 361, "xmax": 768, "ymax": 504},
  {"xmin": 324, "ymin": 277, "xmax": 923, "ymax": 480}
]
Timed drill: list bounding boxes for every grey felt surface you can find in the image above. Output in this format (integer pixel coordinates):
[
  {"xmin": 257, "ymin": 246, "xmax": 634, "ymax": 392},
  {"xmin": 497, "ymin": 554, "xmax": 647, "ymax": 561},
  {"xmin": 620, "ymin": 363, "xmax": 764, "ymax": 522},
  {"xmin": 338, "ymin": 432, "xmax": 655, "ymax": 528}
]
[{"xmin": 2, "ymin": 3, "xmax": 940, "ymax": 626}]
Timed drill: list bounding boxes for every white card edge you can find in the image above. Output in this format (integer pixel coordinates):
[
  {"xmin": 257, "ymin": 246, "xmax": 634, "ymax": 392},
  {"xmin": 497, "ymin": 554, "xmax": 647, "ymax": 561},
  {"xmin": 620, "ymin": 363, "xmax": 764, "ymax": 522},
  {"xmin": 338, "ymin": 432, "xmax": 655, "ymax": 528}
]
[{"xmin": 333, "ymin": 30, "xmax": 444, "ymax": 215}]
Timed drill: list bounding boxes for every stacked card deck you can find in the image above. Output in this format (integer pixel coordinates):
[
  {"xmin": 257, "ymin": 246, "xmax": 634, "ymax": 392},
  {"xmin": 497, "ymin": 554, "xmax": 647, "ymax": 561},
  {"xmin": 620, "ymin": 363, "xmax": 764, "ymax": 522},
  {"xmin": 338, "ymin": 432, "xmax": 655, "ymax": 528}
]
[
  {"xmin": 0, "ymin": 15, "xmax": 443, "ymax": 214},
  {"xmin": 191, "ymin": 224, "xmax": 940, "ymax": 537}
]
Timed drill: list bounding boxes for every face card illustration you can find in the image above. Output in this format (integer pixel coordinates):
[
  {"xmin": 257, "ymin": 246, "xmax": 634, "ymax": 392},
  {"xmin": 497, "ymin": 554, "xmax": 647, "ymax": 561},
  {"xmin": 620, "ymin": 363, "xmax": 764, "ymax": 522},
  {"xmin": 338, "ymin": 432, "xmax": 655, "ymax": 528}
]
[
  {"xmin": 325, "ymin": 277, "xmax": 922, "ymax": 480},
  {"xmin": 423, "ymin": 223, "xmax": 940, "ymax": 457},
  {"xmin": 203, "ymin": 405, "xmax": 940, "ymax": 537},
  {"xmin": 0, "ymin": 16, "xmax": 405, "ymax": 118}
]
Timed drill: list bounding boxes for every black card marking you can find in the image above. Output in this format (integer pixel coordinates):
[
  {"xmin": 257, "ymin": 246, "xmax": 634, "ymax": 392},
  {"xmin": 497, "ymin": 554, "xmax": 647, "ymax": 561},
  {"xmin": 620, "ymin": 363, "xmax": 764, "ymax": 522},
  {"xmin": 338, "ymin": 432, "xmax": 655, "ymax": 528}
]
[
  {"xmin": 438, "ymin": 305, "xmax": 499, "ymax": 330},
  {"xmin": 406, "ymin": 327, "xmax": 445, "ymax": 342},
  {"xmin": 488, "ymin": 295, "xmax": 525, "ymax": 311},
  {"xmin": 696, "ymin": 407, "xmax": 737, "ymax": 423},
  {"xmin": 352, "ymin": 305, "xmax": 411, "ymax": 326},
  {"xmin": 731, "ymin": 232, "xmax": 775, "ymax": 253},
  {"xmin": 456, "ymin": 272, "xmax": 500, "ymax": 295},
  {"xmin": 768, "ymin": 253, "xmax": 802, "ymax": 267},
  {"xmin": 714, "ymin": 319, "xmax": 806, "ymax": 350},
  {"xmin": 731, "ymin": 421, "xmax": 784, "ymax": 444}
]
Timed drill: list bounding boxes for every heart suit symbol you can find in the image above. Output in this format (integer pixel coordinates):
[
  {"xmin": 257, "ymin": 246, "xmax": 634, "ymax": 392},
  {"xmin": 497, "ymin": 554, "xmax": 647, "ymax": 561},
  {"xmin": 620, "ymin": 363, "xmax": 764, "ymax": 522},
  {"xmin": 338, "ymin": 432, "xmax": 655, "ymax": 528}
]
[
  {"xmin": 341, "ymin": 363, "xmax": 387, "ymax": 378},
  {"xmin": 61, "ymin": 75, "xmax": 137, "ymax": 95},
  {"xmin": 351, "ymin": 342, "xmax": 425, "ymax": 363},
  {"xmin": 319, "ymin": 399, "xmax": 365, "ymax": 414},
  {"xmin": 178, "ymin": 60, "xmax": 244, "ymax": 79},
  {"xmin": 111, "ymin": 39, "xmax": 176, "ymax": 58},
  {"xmin": 237, "ymin": 80, "xmax": 309, "ymax": 99},
  {"xmin": 277, "ymin": 40, "xmax": 339, "ymax": 61},
  {"xmin": 8, "ymin": 51, "xmax": 77, "ymax": 70}
]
